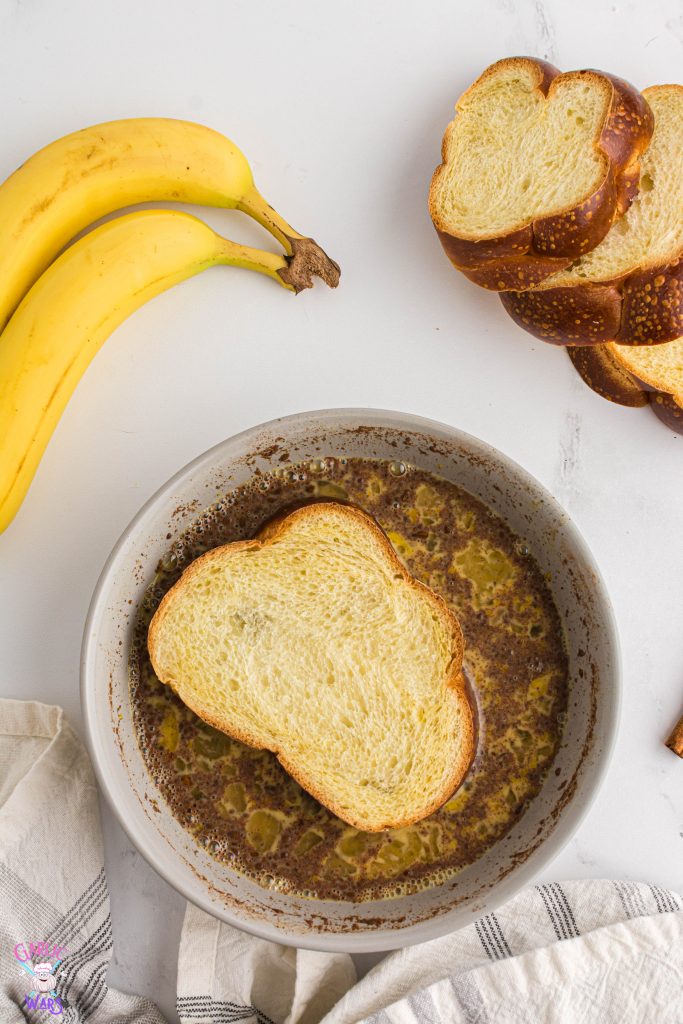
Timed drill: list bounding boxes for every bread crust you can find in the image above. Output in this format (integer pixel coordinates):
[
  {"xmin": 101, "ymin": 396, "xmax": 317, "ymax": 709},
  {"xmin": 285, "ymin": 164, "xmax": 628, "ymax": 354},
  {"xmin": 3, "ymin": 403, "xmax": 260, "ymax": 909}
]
[
  {"xmin": 649, "ymin": 389, "xmax": 683, "ymax": 433},
  {"xmin": 148, "ymin": 501, "xmax": 476, "ymax": 833},
  {"xmin": 429, "ymin": 58, "xmax": 653, "ymax": 291},
  {"xmin": 501, "ymin": 257, "xmax": 683, "ymax": 346},
  {"xmin": 567, "ymin": 345, "xmax": 648, "ymax": 406},
  {"xmin": 607, "ymin": 339, "xmax": 683, "ymax": 404},
  {"xmin": 606, "ymin": 341, "xmax": 683, "ymax": 431}
]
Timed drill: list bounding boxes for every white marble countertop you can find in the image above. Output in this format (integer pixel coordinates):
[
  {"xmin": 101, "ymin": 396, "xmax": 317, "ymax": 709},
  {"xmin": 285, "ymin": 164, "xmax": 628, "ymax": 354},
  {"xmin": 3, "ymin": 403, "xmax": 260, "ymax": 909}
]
[{"xmin": 1, "ymin": 0, "xmax": 683, "ymax": 1018}]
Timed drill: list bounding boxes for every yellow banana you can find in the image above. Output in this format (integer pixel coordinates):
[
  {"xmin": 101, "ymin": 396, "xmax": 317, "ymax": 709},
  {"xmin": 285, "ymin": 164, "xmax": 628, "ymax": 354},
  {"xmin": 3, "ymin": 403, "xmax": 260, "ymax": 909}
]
[
  {"xmin": 0, "ymin": 208, "xmax": 296, "ymax": 534},
  {"xmin": 0, "ymin": 117, "xmax": 339, "ymax": 332}
]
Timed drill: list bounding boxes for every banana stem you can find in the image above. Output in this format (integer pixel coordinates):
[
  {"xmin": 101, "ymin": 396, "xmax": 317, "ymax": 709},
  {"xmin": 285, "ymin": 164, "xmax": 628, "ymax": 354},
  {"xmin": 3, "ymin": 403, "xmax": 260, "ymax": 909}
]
[
  {"xmin": 238, "ymin": 185, "xmax": 303, "ymax": 251},
  {"xmin": 216, "ymin": 238, "xmax": 296, "ymax": 292},
  {"xmin": 238, "ymin": 185, "xmax": 340, "ymax": 292}
]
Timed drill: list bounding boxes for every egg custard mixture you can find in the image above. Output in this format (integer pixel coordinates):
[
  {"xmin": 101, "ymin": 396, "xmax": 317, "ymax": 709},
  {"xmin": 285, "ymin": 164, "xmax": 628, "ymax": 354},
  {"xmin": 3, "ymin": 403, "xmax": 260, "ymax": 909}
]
[{"xmin": 130, "ymin": 457, "xmax": 568, "ymax": 901}]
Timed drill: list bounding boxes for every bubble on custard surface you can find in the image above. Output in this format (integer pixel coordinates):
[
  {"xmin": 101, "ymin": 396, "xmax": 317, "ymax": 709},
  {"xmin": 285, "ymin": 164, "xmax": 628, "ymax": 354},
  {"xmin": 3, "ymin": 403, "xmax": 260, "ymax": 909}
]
[
  {"xmin": 309, "ymin": 458, "xmax": 326, "ymax": 474},
  {"xmin": 389, "ymin": 461, "xmax": 406, "ymax": 477},
  {"xmin": 514, "ymin": 539, "xmax": 531, "ymax": 557},
  {"xmin": 160, "ymin": 550, "xmax": 178, "ymax": 572}
]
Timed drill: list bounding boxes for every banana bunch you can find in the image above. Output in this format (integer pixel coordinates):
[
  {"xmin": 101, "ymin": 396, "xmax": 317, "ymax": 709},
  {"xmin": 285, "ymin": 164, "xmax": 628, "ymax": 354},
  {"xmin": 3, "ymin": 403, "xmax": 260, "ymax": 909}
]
[{"xmin": 0, "ymin": 118, "xmax": 340, "ymax": 533}]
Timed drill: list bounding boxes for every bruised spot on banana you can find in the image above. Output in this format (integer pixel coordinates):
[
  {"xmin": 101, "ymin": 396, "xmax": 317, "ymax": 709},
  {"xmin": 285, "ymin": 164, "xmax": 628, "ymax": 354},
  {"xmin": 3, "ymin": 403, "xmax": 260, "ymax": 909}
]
[
  {"xmin": 0, "ymin": 116, "xmax": 340, "ymax": 331},
  {"xmin": 0, "ymin": 119, "xmax": 340, "ymax": 534}
]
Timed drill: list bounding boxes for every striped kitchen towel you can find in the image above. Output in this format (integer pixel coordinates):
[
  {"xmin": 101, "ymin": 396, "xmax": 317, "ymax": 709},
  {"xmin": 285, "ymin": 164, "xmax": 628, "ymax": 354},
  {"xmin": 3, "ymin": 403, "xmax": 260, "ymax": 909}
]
[
  {"xmin": 318, "ymin": 879, "xmax": 683, "ymax": 1023},
  {"xmin": 178, "ymin": 878, "xmax": 683, "ymax": 1024},
  {"xmin": 0, "ymin": 699, "xmax": 164, "ymax": 1022}
]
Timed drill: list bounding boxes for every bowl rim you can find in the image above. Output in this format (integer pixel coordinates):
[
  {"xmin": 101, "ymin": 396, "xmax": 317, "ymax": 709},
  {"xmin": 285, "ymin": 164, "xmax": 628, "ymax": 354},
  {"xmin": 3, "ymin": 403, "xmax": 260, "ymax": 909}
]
[{"xmin": 80, "ymin": 407, "xmax": 622, "ymax": 951}]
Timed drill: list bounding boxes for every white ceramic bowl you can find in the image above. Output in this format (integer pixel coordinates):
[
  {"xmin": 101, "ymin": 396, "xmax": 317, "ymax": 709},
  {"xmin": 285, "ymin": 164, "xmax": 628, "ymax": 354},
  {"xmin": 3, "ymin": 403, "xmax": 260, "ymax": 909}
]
[{"xmin": 81, "ymin": 408, "xmax": 620, "ymax": 952}]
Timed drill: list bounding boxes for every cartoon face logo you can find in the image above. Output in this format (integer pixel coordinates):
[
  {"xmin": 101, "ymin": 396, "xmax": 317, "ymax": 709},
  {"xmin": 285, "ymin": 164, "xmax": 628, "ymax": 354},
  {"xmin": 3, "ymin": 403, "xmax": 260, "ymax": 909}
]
[
  {"xmin": 33, "ymin": 961, "xmax": 58, "ymax": 993},
  {"xmin": 14, "ymin": 943, "xmax": 66, "ymax": 1014}
]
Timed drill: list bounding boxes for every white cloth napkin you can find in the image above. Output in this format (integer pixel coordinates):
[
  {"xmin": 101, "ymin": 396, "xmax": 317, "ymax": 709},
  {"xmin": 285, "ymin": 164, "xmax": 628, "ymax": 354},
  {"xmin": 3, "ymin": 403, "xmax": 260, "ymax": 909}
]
[{"xmin": 2, "ymin": 699, "xmax": 682, "ymax": 1024}]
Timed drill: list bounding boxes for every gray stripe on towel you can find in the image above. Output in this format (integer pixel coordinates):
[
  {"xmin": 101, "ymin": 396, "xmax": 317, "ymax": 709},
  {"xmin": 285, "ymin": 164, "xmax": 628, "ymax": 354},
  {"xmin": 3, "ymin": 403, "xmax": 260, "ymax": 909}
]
[
  {"xmin": 449, "ymin": 974, "xmax": 490, "ymax": 1023},
  {"xmin": 408, "ymin": 987, "xmax": 442, "ymax": 1022},
  {"xmin": 474, "ymin": 918, "xmax": 497, "ymax": 960},
  {"xmin": 552, "ymin": 882, "xmax": 580, "ymax": 937},
  {"xmin": 535, "ymin": 883, "xmax": 566, "ymax": 940}
]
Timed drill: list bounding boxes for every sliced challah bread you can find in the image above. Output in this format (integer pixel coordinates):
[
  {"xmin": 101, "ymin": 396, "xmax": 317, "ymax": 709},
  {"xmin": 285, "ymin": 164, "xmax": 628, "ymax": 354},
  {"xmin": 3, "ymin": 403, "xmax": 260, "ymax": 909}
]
[
  {"xmin": 567, "ymin": 345, "xmax": 648, "ymax": 406},
  {"xmin": 148, "ymin": 501, "xmax": 475, "ymax": 832},
  {"xmin": 502, "ymin": 85, "xmax": 683, "ymax": 345},
  {"xmin": 566, "ymin": 338, "xmax": 683, "ymax": 433},
  {"xmin": 609, "ymin": 336, "xmax": 683, "ymax": 432},
  {"xmin": 429, "ymin": 57, "xmax": 652, "ymax": 290},
  {"xmin": 608, "ymin": 336, "xmax": 683, "ymax": 405}
]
